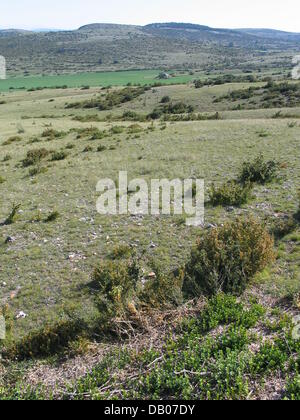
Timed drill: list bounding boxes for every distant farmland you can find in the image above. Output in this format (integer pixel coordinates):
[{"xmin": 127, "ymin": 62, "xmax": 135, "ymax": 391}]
[{"xmin": 0, "ymin": 70, "xmax": 195, "ymax": 92}]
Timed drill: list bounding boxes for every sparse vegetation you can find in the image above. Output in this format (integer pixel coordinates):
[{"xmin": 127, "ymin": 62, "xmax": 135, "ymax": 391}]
[
  {"xmin": 215, "ymin": 82, "xmax": 300, "ymax": 109},
  {"xmin": 66, "ymin": 87, "xmax": 149, "ymax": 110}
]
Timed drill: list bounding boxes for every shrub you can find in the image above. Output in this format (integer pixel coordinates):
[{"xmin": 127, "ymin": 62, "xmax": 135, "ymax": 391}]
[
  {"xmin": 82, "ymin": 146, "xmax": 93, "ymax": 153},
  {"xmin": 71, "ymin": 127, "xmax": 104, "ymax": 139},
  {"xmin": 110, "ymin": 244, "xmax": 133, "ymax": 260},
  {"xmin": 122, "ymin": 110, "xmax": 146, "ymax": 121},
  {"xmin": 141, "ymin": 268, "xmax": 184, "ymax": 308},
  {"xmin": 0, "ymin": 305, "xmax": 13, "ymax": 349},
  {"xmin": 110, "ymin": 126, "xmax": 124, "ymax": 134},
  {"xmin": 72, "ymin": 114, "xmax": 102, "ymax": 123},
  {"xmin": 92, "ymin": 259, "xmax": 140, "ymax": 323},
  {"xmin": 51, "ymin": 151, "xmax": 68, "ymax": 161},
  {"xmin": 28, "ymin": 166, "xmax": 48, "ymax": 177},
  {"xmin": 44, "ymin": 211, "xmax": 60, "ymax": 223},
  {"xmin": 41, "ymin": 129, "xmax": 66, "ymax": 140},
  {"xmin": 271, "ymin": 216, "xmax": 298, "ymax": 239},
  {"xmin": 160, "ymin": 96, "xmax": 171, "ymax": 103},
  {"xmin": 194, "ymin": 79, "xmax": 203, "ymax": 89},
  {"xmin": 89, "ymin": 129, "xmax": 107, "ymax": 141},
  {"xmin": 239, "ymin": 154, "xmax": 280, "ymax": 185},
  {"xmin": 183, "ymin": 217, "xmax": 275, "ymax": 297},
  {"xmin": 0, "ymin": 176, "xmax": 5, "ymax": 184},
  {"xmin": 148, "ymin": 109, "xmax": 163, "ymax": 120},
  {"xmin": 127, "ymin": 124, "xmax": 143, "ymax": 134},
  {"xmin": 22, "ymin": 148, "xmax": 49, "ymax": 167},
  {"xmin": 285, "ymin": 376, "xmax": 300, "ymax": 400},
  {"xmin": 251, "ymin": 342, "xmax": 288, "ymax": 374},
  {"xmin": 2, "ymin": 136, "xmax": 22, "ymax": 146},
  {"xmin": 2, "ymin": 203, "xmax": 21, "ymax": 225},
  {"xmin": 209, "ymin": 181, "xmax": 253, "ymax": 207},
  {"xmin": 66, "ymin": 87, "xmax": 148, "ymax": 111},
  {"xmin": 162, "ymin": 102, "xmax": 194, "ymax": 115},
  {"xmin": 5, "ymin": 319, "xmax": 86, "ymax": 360},
  {"xmin": 3, "ymin": 154, "xmax": 11, "ymax": 162},
  {"xmin": 97, "ymin": 145, "xmax": 107, "ymax": 152}
]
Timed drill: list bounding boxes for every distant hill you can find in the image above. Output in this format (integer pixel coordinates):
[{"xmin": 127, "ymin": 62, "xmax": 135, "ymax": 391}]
[
  {"xmin": 237, "ymin": 28, "xmax": 300, "ymax": 42},
  {"xmin": 0, "ymin": 29, "xmax": 32, "ymax": 37},
  {"xmin": 78, "ymin": 23, "xmax": 141, "ymax": 31},
  {"xmin": 144, "ymin": 22, "xmax": 235, "ymax": 35},
  {"xmin": 31, "ymin": 28, "xmax": 65, "ymax": 32},
  {"xmin": 0, "ymin": 22, "xmax": 299, "ymax": 76}
]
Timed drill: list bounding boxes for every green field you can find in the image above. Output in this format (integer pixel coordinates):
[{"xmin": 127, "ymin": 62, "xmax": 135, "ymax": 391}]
[{"xmin": 0, "ymin": 70, "xmax": 196, "ymax": 92}]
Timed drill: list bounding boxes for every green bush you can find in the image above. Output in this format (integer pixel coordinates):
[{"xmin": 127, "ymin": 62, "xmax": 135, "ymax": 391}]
[
  {"xmin": 82, "ymin": 145, "xmax": 93, "ymax": 153},
  {"xmin": 209, "ymin": 180, "xmax": 253, "ymax": 207},
  {"xmin": 141, "ymin": 268, "xmax": 184, "ymax": 308},
  {"xmin": 251, "ymin": 341, "xmax": 288, "ymax": 374},
  {"xmin": 160, "ymin": 95, "xmax": 171, "ymax": 103},
  {"xmin": 97, "ymin": 145, "xmax": 107, "ymax": 152},
  {"xmin": 5, "ymin": 319, "xmax": 86, "ymax": 360},
  {"xmin": 271, "ymin": 216, "xmax": 298, "ymax": 239},
  {"xmin": 44, "ymin": 211, "xmax": 60, "ymax": 223},
  {"xmin": 285, "ymin": 376, "xmax": 300, "ymax": 400},
  {"xmin": 66, "ymin": 86, "xmax": 148, "ymax": 111},
  {"xmin": 3, "ymin": 154, "xmax": 11, "ymax": 162},
  {"xmin": 0, "ymin": 305, "xmax": 13, "ymax": 349},
  {"xmin": 28, "ymin": 166, "xmax": 48, "ymax": 177},
  {"xmin": 183, "ymin": 217, "xmax": 275, "ymax": 297},
  {"xmin": 3, "ymin": 136, "xmax": 22, "ymax": 146},
  {"xmin": 110, "ymin": 125, "xmax": 125, "ymax": 134},
  {"xmin": 110, "ymin": 244, "xmax": 133, "ymax": 260},
  {"xmin": 22, "ymin": 148, "xmax": 49, "ymax": 167},
  {"xmin": 239, "ymin": 154, "xmax": 280, "ymax": 185},
  {"xmin": 41, "ymin": 129, "xmax": 66, "ymax": 140},
  {"xmin": 51, "ymin": 151, "xmax": 68, "ymax": 161},
  {"xmin": 127, "ymin": 124, "xmax": 143, "ymax": 134},
  {"xmin": 92, "ymin": 259, "xmax": 140, "ymax": 323},
  {"xmin": 2, "ymin": 203, "xmax": 21, "ymax": 225},
  {"xmin": 122, "ymin": 110, "xmax": 146, "ymax": 121},
  {"xmin": 71, "ymin": 126, "xmax": 104, "ymax": 139}
]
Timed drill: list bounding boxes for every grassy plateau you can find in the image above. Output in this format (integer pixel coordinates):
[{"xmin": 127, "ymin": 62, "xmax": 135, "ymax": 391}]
[{"xmin": 0, "ymin": 67, "xmax": 299, "ymax": 400}]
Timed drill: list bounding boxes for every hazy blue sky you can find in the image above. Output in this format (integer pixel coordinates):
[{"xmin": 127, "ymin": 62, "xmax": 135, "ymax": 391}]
[{"xmin": 0, "ymin": 0, "xmax": 299, "ymax": 32}]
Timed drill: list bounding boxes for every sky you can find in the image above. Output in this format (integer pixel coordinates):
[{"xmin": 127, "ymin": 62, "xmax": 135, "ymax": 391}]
[{"xmin": 0, "ymin": 0, "xmax": 299, "ymax": 32}]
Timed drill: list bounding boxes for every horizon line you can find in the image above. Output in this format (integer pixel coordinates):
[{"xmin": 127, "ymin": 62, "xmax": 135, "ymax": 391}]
[{"xmin": 0, "ymin": 22, "xmax": 299, "ymax": 34}]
